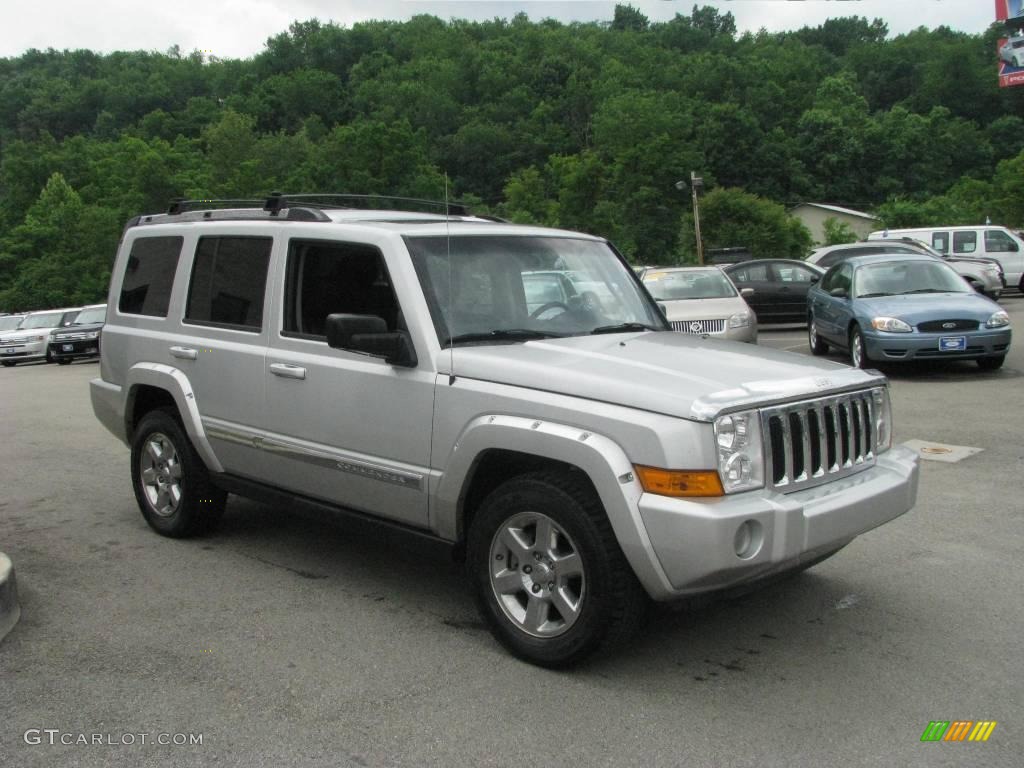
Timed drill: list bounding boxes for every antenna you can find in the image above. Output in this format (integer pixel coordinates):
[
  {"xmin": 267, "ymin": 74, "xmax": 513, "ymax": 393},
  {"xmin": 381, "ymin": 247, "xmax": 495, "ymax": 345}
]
[{"xmin": 446, "ymin": 173, "xmax": 455, "ymax": 386}]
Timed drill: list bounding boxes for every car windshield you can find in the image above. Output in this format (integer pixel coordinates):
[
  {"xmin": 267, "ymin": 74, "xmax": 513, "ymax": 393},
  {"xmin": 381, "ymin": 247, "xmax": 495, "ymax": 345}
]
[
  {"xmin": 643, "ymin": 269, "xmax": 737, "ymax": 300},
  {"xmin": 854, "ymin": 261, "xmax": 970, "ymax": 298},
  {"xmin": 20, "ymin": 312, "xmax": 64, "ymax": 329},
  {"xmin": 0, "ymin": 316, "xmax": 25, "ymax": 331},
  {"xmin": 405, "ymin": 235, "xmax": 665, "ymax": 346},
  {"xmin": 73, "ymin": 307, "xmax": 107, "ymax": 324}
]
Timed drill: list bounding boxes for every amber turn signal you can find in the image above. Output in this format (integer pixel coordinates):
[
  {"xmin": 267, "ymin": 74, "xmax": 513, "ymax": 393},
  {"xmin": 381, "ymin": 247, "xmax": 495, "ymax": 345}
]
[{"xmin": 634, "ymin": 466, "xmax": 724, "ymax": 498}]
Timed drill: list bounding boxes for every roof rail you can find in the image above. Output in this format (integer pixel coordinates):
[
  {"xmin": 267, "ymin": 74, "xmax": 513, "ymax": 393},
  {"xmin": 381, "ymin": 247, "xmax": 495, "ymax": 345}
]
[
  {"xmin": 167, "ymin": 198, "xmax": 266, "ymax": 215},
  {"xmin": 263, "ymin": 193, "xmax": 473, "ymax": 217}
]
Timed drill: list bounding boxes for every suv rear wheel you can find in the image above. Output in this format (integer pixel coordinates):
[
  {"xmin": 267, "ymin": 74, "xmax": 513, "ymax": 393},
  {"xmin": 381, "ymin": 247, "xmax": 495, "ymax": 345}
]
[
  {"xmin": 467, "ymin": 471, "xmax": 647, "ymax": 668},
  {"xmin": 130, "ymin": 409, "xmax": 226, "ymax": 537}
]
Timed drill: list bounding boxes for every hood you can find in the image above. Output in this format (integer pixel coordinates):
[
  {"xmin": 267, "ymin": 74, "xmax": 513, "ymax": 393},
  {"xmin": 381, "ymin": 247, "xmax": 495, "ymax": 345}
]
[
  {"xmin": 52, "ymin": 321, "xmax": 104, "ymax": 338},
  {"xmin": 659, "ymin": 296, "xmax": 749, "ymax": 322},
  {"xmin": 0, "ymin": 327, "xmax": 56, "ymax": 343},
  {"xmin": 855, "ymin": 292, "xmax": 1001, "ymax": 324},
  {"xmin": 439, "ymin": 332, "xmax": 883, "ymax": 421}
]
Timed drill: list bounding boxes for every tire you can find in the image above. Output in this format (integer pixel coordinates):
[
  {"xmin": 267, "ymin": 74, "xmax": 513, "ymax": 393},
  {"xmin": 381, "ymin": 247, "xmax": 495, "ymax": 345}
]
[
  {"xmin": 1, "ymin": 361, "xmax": 15, "ymax": 368},
  {"xmin": 130, "ymin": 408, "xmax": 226, "ymax": 537},
  {"xmin": 57, "ymin": 358, "xmax": 72, "ymax": 366},
  {"xmin": 466, "ymin": 470, "xmax": 648, "ymax": 668},
  {"xmin": 977, "ymin": 356, "xmax": 1005, "ymax": 371},
  {"xmin": 849, "ymin": 325, "xmax": 870, "ymax": 369},
  {"xmin": 808, "ymin": 317, "xmax": 829, "ymax": 355}
]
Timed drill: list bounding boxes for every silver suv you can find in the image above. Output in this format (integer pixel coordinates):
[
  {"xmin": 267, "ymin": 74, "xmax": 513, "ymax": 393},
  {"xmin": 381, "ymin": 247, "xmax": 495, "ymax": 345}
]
[{"xmin": 91, "ymin": 195, "xmax": 919, "ymax": 667}]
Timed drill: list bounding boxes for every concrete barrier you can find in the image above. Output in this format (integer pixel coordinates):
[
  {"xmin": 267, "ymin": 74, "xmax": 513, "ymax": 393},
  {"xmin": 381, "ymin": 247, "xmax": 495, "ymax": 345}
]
[{"xmin": 0, "ymin": 552, "xmax": 20, "ymax": 643}]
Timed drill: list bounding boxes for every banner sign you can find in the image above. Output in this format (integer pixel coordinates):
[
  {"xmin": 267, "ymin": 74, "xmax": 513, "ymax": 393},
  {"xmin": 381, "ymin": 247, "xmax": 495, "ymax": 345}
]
[{"xmin": 997, "ymin": 1, "xmax": 1024, "ymax": 87}]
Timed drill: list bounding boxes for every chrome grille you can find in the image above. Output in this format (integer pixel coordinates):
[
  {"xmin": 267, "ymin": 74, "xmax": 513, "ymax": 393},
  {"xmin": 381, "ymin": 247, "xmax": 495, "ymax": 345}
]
[
  {"xmin": 917, "ymin": 319, "xmax": 978, "ymax": 332},
  {"xmin": 670, "ymin": 318, "xmax": 726, "ymax": 334},
  {"xmin": 761, "ymin": 390, "xmax": 876, "ymax": 492}
]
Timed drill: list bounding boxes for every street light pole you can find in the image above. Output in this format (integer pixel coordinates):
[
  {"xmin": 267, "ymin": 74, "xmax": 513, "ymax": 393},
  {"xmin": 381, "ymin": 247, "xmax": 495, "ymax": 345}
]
[{"xmin": 690, "ymin": 171, "xmax": 704, "ymax": 265}]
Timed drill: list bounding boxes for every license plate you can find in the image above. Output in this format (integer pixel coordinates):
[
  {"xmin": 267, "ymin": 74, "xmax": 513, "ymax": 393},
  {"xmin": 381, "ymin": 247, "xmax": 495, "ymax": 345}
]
[
  {"xmin": 63, "ymin": 344, "xmax": 74, "ymax": 352},
  {"xmin": 939, "ymin": 336, "xmax": 967, "ymax": 352},
  {"xmin": 2, "ymin": 348, "xmax": 15, "ymax": 354}
]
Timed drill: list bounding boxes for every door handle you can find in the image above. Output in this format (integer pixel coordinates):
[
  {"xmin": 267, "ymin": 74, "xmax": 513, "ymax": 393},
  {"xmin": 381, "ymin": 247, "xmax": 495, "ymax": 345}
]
[
  {"xmin": 269, "ymin": 362, "xmax": 306, "ymax": 380},
  {"xmin": 169, "ymin": 346, "xmax": 197, "ymax": 360}
]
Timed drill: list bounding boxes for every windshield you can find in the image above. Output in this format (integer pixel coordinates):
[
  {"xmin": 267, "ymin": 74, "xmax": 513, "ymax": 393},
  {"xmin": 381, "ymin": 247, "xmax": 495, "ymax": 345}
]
[
  {"xmin": 20, "ymin": 312, "xmax": 64, "ymax": 329},
  {"xmin": 73, "ymin": 306, "xmax": 107, "ymax": 325},
  {"xmin": 0, "ymin": 316, "xmax": 25, "ymax": 331},
  {"xmin": 854, "ymin": 260, "xmax": 970, "ymax": 298},
  {"xmin": 405, "ymin": 235, "xmax": 665, "ymax": 346},
  {"xmin": 643, "ymin": 269, "xmax": 738, "ymax": 300}
]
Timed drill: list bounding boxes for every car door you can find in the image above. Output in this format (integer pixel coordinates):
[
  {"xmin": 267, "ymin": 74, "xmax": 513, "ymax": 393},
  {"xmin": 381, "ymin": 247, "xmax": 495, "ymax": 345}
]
[
  {"xmin": 260, "ymin": 236, "xmax": 434, "ymax": 529},
  {"xmin": 769, "ymin": 262, "xmax": 819, "ymax": 322},
  {"xmin": 725, "ymin": 262, "xmax": 773, "ymax": 320},
  {"xmin": 811, "ymin": 263, "xmax": 853, "ymax": 346}
]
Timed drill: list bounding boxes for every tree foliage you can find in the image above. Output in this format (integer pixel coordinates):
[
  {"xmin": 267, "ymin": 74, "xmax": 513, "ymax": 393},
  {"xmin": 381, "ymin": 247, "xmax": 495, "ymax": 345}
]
[{"xmin": 0, "ymin": 8, "xmax": 1022, "ymax": 309}]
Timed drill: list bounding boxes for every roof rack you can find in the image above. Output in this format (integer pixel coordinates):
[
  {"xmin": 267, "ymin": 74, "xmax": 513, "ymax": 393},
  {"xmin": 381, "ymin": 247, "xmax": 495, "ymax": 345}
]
[{"xmin": 262, "ymin": 192, "xmax": 473, "ymax": 217}]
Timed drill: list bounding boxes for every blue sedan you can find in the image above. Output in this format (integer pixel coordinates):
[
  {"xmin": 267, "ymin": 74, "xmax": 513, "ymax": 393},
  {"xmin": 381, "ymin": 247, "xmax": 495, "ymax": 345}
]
[{"xmin": 807, "ymin": 254, "xmax": 1012, "ymax": 370}]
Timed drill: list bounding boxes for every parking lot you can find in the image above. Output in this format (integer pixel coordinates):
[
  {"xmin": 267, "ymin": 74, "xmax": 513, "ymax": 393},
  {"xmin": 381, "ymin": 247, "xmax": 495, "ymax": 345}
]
[{"xmin": 1, "ymin": 297, "xmax": 1022, "ymax": 768}]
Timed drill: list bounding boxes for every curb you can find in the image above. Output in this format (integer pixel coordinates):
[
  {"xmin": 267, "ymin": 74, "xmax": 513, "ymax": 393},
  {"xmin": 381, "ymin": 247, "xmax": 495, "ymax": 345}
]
[{"xmin": 0, "ymin": 552, "xmax": 21, "ymax": 643}]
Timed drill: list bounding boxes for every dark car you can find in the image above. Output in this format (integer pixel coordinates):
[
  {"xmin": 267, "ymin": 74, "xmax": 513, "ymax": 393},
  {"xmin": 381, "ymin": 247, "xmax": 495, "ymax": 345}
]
[
  {"xmin": 807, "ymin": 254, "xmax": 1011, "ymax": 370},
  {"xmin": 722, "ymin": 259, "xmax": 824, "ymax": 324},
  {"xmin": 48, "ymin": 304, "xmax": 106, "ymax": 364}
]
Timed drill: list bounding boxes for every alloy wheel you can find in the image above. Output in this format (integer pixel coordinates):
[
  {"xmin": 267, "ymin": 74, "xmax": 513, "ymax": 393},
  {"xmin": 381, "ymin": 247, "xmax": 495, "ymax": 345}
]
[{"xmin": 138, "ymin": 432, "xmax": 184, "ymax": 517}]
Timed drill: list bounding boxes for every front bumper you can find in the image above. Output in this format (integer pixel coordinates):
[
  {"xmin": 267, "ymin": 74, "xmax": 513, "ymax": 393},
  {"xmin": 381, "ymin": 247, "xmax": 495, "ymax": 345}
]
[
  {"xmin": 0, "ymin": 338, "xmax": 47, "ymax": 363},
  {"xmin": 636, "ymin": 445, "xmax": 919, "ymax": 598},
  {"xmin": 49, "ymin": 338, "xmax": 100, "ymax": 361},
  {"xmin": 864, "ymin": 328, "xmax": 1011, "ymax": 362}
]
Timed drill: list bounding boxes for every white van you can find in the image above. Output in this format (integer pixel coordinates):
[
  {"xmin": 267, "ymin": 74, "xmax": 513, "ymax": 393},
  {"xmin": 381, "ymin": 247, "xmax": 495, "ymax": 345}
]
[{"xmin": 868, "ymin": 226, "xmax": 1024, "ymax": 291}]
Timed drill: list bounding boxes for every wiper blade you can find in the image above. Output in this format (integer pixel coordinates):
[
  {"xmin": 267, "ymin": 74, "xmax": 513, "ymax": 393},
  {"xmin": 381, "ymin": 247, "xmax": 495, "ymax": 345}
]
[
  {"xmin": 590, "ymin": 322, "xmax": 660, "ymax": 335},
  {"xmin": 445, "ymin": 329, "xmax": 565, "ymax": 346},
  {"xmin": 900, "ymin": 288, "xmax": 948, "ymax": 294},
  {"xmin": 857, "ymin": 292, "xmax": 894, "ymax": 298}
]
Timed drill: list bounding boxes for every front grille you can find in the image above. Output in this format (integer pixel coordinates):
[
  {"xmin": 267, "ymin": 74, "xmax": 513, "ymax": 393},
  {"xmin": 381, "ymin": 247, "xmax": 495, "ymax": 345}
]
[
  {"xmin": 670, "ymin": 318, "xmax": 725, "ymax": 334},
  {"xmin": 917, "ymin": 319, "xmax": 979, "ymax": 332},
  {"xmin": 762, "ymin": 390, "xmax": 876, "ymax": 492}
]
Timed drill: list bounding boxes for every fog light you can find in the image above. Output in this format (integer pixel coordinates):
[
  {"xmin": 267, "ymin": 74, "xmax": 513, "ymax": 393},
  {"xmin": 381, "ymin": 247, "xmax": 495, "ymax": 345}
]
[{"xmin": 734, "ymin": 520, "xmax": 764, "ymax": 560}]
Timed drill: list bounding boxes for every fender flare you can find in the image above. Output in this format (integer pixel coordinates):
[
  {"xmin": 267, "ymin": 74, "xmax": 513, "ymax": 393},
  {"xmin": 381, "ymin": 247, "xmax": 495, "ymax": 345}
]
[
  {"xmin": 124, "ymin": 363, "xmax": 224, "ymax": 473},
  {"xmin": 433, "ymin": 414, "xmax": 674, "ymax": 598}
]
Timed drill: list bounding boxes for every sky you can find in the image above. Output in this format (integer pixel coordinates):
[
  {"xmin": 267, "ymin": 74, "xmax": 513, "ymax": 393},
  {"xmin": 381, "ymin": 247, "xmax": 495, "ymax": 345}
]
[{"xmin": 0, "ymin": 1, "xmax": 1007, "ymax": 60}]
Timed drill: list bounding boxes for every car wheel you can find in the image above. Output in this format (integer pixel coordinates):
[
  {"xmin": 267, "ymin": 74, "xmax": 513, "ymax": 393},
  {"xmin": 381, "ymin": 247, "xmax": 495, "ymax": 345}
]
[
  {"xmin": 808, "ymin": 318, "xmax": 829, "ymax": 355},
  {"xmin": 467, "ymin": 470, "xmax": 648, "ymax": 668},
  {"xmin": 57, "ymin": 359, "xmax": 72, "ymax": 366},
  {"xmin": 977, "ymin": 356, "xmax": 1005, "ymax": 371},
  {"xmin": 849, "ymin": 325, "xmax": 870, "ymax": 369},
  {"xmin": 1, "ymin": 361, "xmax": 15, "ymax": 368},
  {"xmin": 130, "ymin": 409, "xmax": 226, "ymax": 538}
]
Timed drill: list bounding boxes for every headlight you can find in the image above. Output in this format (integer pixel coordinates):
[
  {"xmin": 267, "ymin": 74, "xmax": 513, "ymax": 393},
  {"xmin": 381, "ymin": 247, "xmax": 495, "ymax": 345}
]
[
  {"xmin": 33, "ymin": 335, "xmax": 46, "ymax": 342},
  {"xmin": 714, "ymin": 410, "xmax": 764, "ymax": 493},
  {"xmin": 870, "ymin": 317, "xmax": 912, "ymax": 333},
  {"xmin": 86, "ymin": 331, "xmax": 99, "ymax": 339},
  {"xmin": 872, "ymin": 387, "xmax": 892, "ymax": 454},
  {"xmin": 728, "ymin": 311, "xmax": 752, "ymax": 329},
  {"xmin": 986, "ymin": 310, "xmax": 1010, "ymax": 328}
]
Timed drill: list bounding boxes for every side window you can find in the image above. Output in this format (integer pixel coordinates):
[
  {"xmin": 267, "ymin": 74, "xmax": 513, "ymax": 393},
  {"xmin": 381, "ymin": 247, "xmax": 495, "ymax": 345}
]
[
  {"xmin": 775, "ymin": 265, "xmax": 814, "ymax": 283},
  {"xmin": 824, "ymin": 263, "xmax": 852, "ymax": 293},
  {"xmin": 730, "ymin": 264, "xmax": 769, "ymax": 282},
  {"xmin": 985, "ymin": 229, "xmax": 1018, "ymax": 253},
  {"xmin": 931, "ymin": 232, "xmax": 949, "ymax": 254},
  {"xmin": 820, "ymin": 265, "xmax": 840, "ymax": 292},
  {"xmin": 952, "ymin": 231, "xmax": 977, "ymax": 254},
  {"xmin": 185, "ymin": 236, "xmax": 272, "ymax": 331},
  {"xmin": 283, "ymin": 240, "xmax": 400, "ymax": 341},
  {"xmin": 118, "ymin": 236, "xmax": 183, "ymax": 317}
]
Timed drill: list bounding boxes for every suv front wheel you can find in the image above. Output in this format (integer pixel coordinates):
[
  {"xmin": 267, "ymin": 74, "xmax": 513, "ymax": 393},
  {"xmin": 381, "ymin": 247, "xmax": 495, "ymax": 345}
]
[
  {"xmin": 130, "ymin": 409, "xmax": 226, "ymax": 537},
  {"xmin": 467, "ymin": 471, "xmax": 647, "ymax": 668}
]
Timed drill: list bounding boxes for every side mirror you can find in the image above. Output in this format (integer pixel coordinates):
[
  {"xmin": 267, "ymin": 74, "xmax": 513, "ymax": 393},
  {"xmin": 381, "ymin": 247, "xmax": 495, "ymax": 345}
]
[
  {"xmin": 809, "ymin": 274, "xmax": 821, "ymax": 284},
  {"xmin": 829, "ymin": 287, "xmax": 848, "ymax": 298},
  {"xmin": 656, "ymin": 301, "xmax": 668, "ymax": 318},
  {"xmin": 740, "ymin": 287, "xmax": 754, "ymax": 297},
  {"xmin": 325, "ymin": 314, "xmax": 417, "ymax": 367}
]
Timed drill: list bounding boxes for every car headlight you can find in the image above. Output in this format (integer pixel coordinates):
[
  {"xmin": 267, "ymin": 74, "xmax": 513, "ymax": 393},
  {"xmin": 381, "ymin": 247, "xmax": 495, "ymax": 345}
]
[
  {"xmin": 872, "ymin": 387, "xmax": 892, "ymax": 454},
  {"xmin": 714, "ymin": 410, "xmax": 764, "ymax": 493},
  {"xmin": 86, "ymin": 331, "xmax": 99, "ymax": 339},
  {"xmin": 728, "ymin": 311, "xmax": 752, "ymax": 329},
  {"xmin": 870, "ymin": 317, "xmax": 912, "ymax": 333},
  {"xmin": 33, "ymin": 335, "xmax": 46, "ymax": 342},
  {"xmin": 986, "ymin": 310, "xmax": 1010, "ymax": 328}
]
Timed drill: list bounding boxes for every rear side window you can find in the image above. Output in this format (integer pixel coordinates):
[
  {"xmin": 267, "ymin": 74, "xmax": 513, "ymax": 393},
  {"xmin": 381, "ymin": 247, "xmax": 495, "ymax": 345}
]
[
  {"xmin": 185, "ymin": 236, "xmax": 272, "ymax": 331},
  {"xmin": 931, "ymin": 232, "xmax": 949, "ymax": 254},
  {"xmin": 119, "ymin": 236, "xmax": 183, "ymax": 317},
  {"xmin": 953, "ymin": 231, "xmax": 977, "ymax": 254},
  {"xmin": 985, "ymin": 229, "xmax": 1019, "ymax": 252},
  {"xmin": 729, "ymin": 263, "xmax": 769, "ymax": 282}
]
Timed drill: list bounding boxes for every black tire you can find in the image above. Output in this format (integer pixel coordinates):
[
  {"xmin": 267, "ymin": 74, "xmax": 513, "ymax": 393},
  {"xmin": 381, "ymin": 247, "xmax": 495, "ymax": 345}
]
[
  {"xmin": 977, "ymin": 356, "xmax": 1005, "ymax": 371},
  {"xmin": 130, "ymin": 408, "xmax": 226, "ymax": 537},
  {"xmin": 57, "ymin": 358, "xmax": 72, "ymax": 365},
  {"xmin": 467, "ymin": 470, "xmax": 648, "ymax": 668},
  {"xmin": 849, "ymin": 325, "xmax": 870, "ymax": 369},
  {"xmin": 808, "ymin": 317, "xmax": 829, "ymax": 355},
  {"xmin": 1, "ymin": 361, "xmax": 15, "ymax": 368}
]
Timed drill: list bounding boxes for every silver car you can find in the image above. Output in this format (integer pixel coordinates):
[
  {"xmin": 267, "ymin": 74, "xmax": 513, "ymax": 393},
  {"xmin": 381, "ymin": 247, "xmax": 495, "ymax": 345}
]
[
  {"xmin": 0, "ymin": 307, "xmax": 81, "ymax": 366},
  {"xmin": 642, "ymin": 266, "xmax": 757, "ymax": 342}
]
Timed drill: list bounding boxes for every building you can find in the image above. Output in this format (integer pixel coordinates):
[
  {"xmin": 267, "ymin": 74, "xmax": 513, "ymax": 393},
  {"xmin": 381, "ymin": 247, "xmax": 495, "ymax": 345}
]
[{"xmin": 789, "ymin": 203, "xmax": 880, "ymax": 245}]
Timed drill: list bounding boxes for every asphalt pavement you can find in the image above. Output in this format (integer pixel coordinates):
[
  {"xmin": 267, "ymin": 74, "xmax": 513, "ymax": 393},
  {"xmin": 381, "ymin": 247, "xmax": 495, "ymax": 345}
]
[{"xmin": 1, "ymin": 297, "xmax": 1022, "ymax": 767}]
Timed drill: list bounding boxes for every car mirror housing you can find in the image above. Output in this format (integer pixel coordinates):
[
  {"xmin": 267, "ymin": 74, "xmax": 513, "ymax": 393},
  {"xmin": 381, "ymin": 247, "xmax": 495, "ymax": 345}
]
[
  {"xmin": 829, "ymin": 287, "xmax": 848, "ymax": 298},
  {"xmin": 740, "ymin": 287, "xmax": 754, "ymax": 297},
  {"xmin": 325, "ymin": 313, "xmax": 417, "ymax": 367}
]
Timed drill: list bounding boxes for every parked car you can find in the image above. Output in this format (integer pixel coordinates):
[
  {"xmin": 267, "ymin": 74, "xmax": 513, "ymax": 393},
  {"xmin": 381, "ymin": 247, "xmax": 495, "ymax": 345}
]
[
  {"xmin": 808, "ymin": 240, "xmax": 1004, "ymax": 299},
  {"xmin": 868, "ymin": 226, "xmax": 1024, "ymax": 293},
  {"xmin": 641, "ymin": 266, "xmax": 757, "ymax": 342},
  {"xmin": 722, "ymin": 259, "xmax": 824, "ymax": 324},
  {"xmin": 0, "ymin": 307, "xmax": 81, "ymax": 366},
  {"xmin": 48, "ymin": 303, "xmax": 107, "ymax": 364},
  {"xmin": 808, "ymin": 254, "xmax": 1011, "ymax": 370},
  {"xmin": 91, "ymin": 194, "xmax": 918, "ymax": 667},
  {"xmin": 1000, "ymin": 35, "xmax": 1024, "ymax": 67}
]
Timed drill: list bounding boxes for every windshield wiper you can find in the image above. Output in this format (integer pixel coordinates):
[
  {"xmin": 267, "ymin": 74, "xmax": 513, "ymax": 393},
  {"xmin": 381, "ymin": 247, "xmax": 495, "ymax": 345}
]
[
  {"xmin": 590, "ymin": 322, "xmax": 660, "ymax": 335},
  {"xmin": 857, "ymin": 292, "xmax": 894, "ymax": 298},
  {"xmin": 899, "ymin": 288, "xmax": 949, "ymax": 294},
  {"xmin": 445, "ymin": 329, "xmax": 565, "ymax": 347}
]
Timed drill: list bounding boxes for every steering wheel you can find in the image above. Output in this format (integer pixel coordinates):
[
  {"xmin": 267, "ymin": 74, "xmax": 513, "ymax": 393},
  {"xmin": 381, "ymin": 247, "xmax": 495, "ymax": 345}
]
[{"xmin": 530, "ymin": 301, "xmax": 570, "ymax": 319}]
